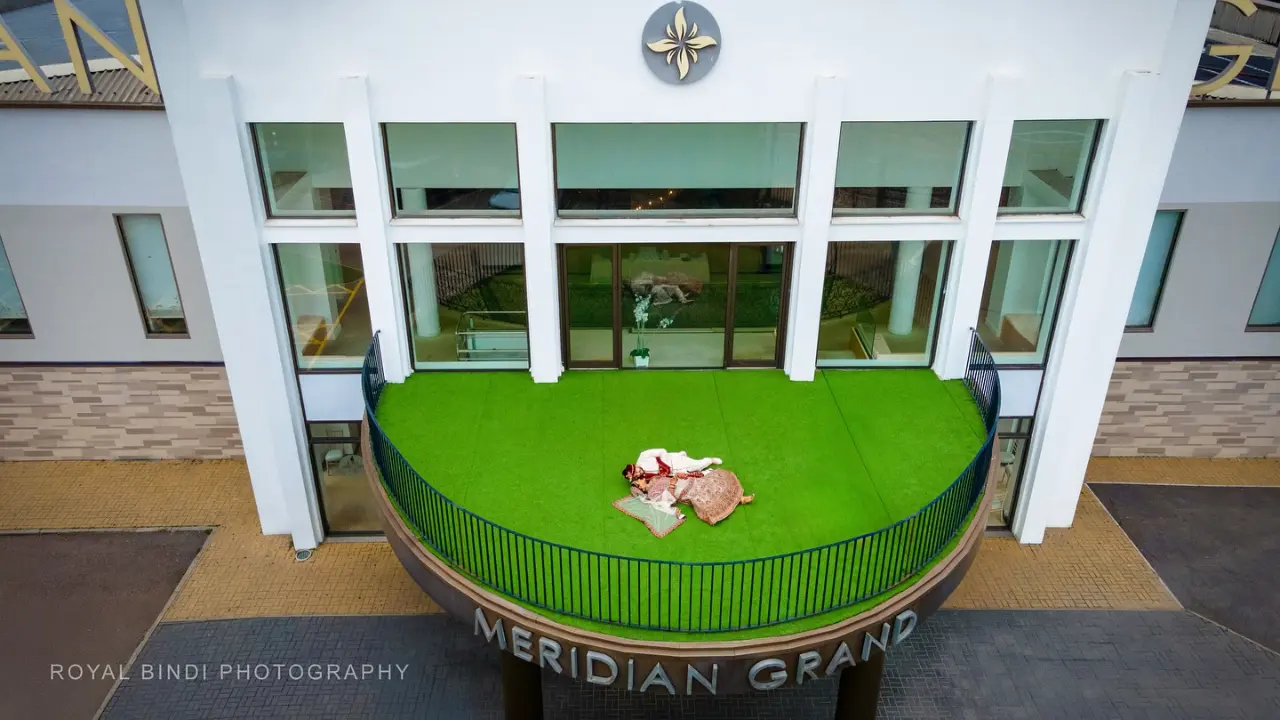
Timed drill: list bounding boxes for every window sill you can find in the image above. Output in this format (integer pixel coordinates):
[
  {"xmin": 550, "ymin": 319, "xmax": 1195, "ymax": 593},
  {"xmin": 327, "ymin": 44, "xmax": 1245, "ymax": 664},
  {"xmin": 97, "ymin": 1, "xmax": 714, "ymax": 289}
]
[
  {"xmin": 1123, "ymin": 325, "xmax": 1155, "ymax": 334},
  {"xmin": 265, "ymin": 218, "xmax": 358, "ymax": 228},
  {"xmin": 144, "ymin": 333, "xmax": 192, "ymax": 340},
  {"xmin": 995, "ymin": 212, "xmax": 1085, "ymax": 222},
  {"xmin": 1244, "ymin": 324, "xmax": 1280, "ymax": 333},
  {"xmin": 554, "ymin": 217, "xmax": 799, "ymax": 228},
  {"xmin": 0, "ymin": 333, "xmax": 35, "ymax": 340},
  {"xmin": 830, "ymin": 214, "xmax": 961, "ymax": 224},
  {"xmin": 390, "ymin": 217, "xmax": 523, "ymax": 228}
]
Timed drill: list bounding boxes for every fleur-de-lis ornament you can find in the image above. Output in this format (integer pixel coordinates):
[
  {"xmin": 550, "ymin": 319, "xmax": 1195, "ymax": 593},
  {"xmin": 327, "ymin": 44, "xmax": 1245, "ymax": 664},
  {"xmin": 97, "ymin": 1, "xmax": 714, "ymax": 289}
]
[{"xmin": 646, "ymin": 6, "xmax": 718, "ymax": 81}]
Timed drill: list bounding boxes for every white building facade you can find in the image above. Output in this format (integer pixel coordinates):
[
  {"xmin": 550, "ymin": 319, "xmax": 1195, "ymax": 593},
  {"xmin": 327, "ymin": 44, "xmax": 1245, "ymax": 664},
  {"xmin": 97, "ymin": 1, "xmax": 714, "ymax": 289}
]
[{"xmin": 5, "ymin": 0, "xmax": 1277, "ymax": 549}]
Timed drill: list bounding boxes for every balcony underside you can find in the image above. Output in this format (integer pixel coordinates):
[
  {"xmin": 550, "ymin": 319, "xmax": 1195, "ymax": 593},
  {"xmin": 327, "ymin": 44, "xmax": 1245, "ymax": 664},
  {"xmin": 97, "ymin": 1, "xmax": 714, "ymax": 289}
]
[{"xmin": 374, "ymin": 368, "xmax": 987, "ymax": 640}]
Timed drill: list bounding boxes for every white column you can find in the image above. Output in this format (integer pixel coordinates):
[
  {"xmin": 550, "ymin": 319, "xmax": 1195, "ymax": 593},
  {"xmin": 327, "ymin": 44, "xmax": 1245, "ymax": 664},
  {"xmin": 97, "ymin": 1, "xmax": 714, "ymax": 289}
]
[
  {"xmin": 888, "ymin": 240, "xmax": 925, "ymax": 336},
  {"xmin": 785, "ymin": 76, "xmax": 844, "ymax": 381},
  {"xmin": 406, "ymin": 243, "xmax": 441, "ymax": 337},
  {"xmin": 933, "ymin": 75, "xmax": 1017, "ymax": 380},
  {"xmin": 141, "ymin": 0, "xmax": 320, "ymax": 548},
  {"xmin": 1013, "ymin": 58, "xmax": 1206, "ymax": 543},
  {"xmin": 514, "ymin": 74, "xmax": 562, "ymax": 383},
  {"xmin": 342, "ymin": 75, "xmax": 408, "ymax": 382}
]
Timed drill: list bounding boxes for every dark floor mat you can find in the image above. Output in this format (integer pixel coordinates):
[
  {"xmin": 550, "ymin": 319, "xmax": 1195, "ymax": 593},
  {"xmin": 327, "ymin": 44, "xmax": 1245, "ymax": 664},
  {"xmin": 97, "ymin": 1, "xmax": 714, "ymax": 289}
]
[
  {"xmin": 0, "ymin": 530, "xmax": 208, "ymax": 720},
  {"xmin": 1091, "ymin": 483, "xmax": 1280, "ymax": 653}
]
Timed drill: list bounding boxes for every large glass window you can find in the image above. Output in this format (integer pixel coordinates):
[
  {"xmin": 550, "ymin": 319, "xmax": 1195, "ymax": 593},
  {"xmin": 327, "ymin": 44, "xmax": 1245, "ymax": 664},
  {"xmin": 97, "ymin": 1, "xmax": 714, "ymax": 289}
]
[
  {"xmin": 999, "ymin": 120, "xmax": 1101, "ymax": 214},
  {"xmin": 0, "ymin": 236, "xmax": 32, "ymax": 337},
  {"xmin": 308, "ymin": 422, "xmax": 380, "ymax": 534},
  {"xmin": 1126, "ymin": 210, "xmax": 1183, "ymax": 330},
  {"xmin": 276, "ymin": 243, "xmax": 371, "ymax": 370},
  {"xmin": 554, "ymin": 123, "xmax": 802, "ymax": 217},
  {"xmin": 833, "ymin": 122, "xmax": 970, "ymax": 216},
  {"xmin": 977, "ymin": 240, "xmax": 1072, "ymax": 365},
  {"xmin": 399, "ymin": 243, "xmax": 528, "ymax": 369},
  {"xmin": 117, "ymin": 215, "xmax": 187, "ymax": 336},
  {"xmin": 817, "ymin": 241, "xmax": 951, "ymax": 366},
  {"xmin": 253, "ymin": 123, "xmax": 354, "ymax": 217},
  {"xmin": 384, "ymin": 123, "xmax": 520, "ymax": 217},
  {"xmin": 1248, "ymin": 229, "xmax": 1280, "ymax": 328}
]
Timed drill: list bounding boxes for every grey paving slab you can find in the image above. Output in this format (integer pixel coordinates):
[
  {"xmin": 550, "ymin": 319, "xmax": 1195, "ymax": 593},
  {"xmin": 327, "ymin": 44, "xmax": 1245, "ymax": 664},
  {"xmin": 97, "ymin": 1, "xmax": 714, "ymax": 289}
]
[
  {"xmin": 1091, "ymin": 483, "xmax": 1280, "ymax": 653},
  {"xmin": 0, "ymin": 530, "xmax": 208, "ymax": 720},
  {"xmin": 100, "ymin": 610, "xmax": 1280, "ymax": 720}
]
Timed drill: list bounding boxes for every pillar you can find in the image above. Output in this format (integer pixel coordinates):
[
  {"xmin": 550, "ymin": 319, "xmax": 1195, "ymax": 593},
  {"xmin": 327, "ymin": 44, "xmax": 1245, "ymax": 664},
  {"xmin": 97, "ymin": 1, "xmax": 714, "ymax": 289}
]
[
  {"xmin": 500, "ymin": 652, "xmax": 543, "ymax": 720},
  {"xmin": 514, "ymin": 74, "xmax": 563, "ymax": 383},
  {"xmin": 141, "ymin": 0, "xmax": 320, "ymax": 548},
  {"xmin": 932, "ymin": 75, "xmax": 1016, "ymax": 379},
  {"xmin": 406, "ymin": 243, "xmax": 441, "ymax": 337},
  {"xmin": 832, "ymin": 652, "xmax": 885, "ymax": 720},
  {"xmin": 343, "ymin": 75, "xmax": 409, "ymax": 382},
  {"xmin": 785, "ymin": 75, "xmax": 844, "ymax": 381},
  {"xmin": 888, "ymin": 240, "xmax": 925, "ymax": 336}
]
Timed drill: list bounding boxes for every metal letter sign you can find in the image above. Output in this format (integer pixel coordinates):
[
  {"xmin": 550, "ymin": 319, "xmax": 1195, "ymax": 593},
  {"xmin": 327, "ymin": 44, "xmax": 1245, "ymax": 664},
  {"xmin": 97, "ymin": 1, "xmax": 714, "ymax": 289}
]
[
  {"xmin": 1192, "ymin": 0, "xmax": 1279, "ymax": 99},
  {"xmin": 643, "ymin": 2, "xmax": 721, "ymax": 84}
]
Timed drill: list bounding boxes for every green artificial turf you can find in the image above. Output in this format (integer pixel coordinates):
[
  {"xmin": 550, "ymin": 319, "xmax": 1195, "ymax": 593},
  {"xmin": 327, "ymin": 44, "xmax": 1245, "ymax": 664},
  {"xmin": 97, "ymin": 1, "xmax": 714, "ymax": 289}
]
[{"xmin": 376, "ymin": 369, "xmax": 986, "ymax": 640}]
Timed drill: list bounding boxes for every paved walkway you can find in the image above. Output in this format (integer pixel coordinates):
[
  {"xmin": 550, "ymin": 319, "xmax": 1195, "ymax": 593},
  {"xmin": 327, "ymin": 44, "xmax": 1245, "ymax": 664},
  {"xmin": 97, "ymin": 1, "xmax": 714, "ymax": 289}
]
[{"xmin": 100, "ymin": 612, "xmax": 1280, "ymax": 719}]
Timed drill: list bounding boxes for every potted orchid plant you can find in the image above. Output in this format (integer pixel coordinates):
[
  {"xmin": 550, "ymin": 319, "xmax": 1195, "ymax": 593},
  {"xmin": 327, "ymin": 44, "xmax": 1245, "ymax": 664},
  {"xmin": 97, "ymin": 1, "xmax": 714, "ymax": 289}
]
[{"xmin": 630, "ymin": 293, "xmax": 674, "ymax": 368}]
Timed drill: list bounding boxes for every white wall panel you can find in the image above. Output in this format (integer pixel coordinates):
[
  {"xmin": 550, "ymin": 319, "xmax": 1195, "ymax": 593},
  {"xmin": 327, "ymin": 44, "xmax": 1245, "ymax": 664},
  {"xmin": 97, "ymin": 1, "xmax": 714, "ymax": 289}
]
[{"xmin": 299, "ymin": 373, "xmax": 364, "ymax": 421}]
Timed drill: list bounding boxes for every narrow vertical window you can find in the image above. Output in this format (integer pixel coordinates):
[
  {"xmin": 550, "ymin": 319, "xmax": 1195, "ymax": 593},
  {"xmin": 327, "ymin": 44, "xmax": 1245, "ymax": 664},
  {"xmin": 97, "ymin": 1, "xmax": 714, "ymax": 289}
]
[
  {"xmin": 0, "ymin": 237, "xmax": 32, "ymax": 337},
  {"xmin": 1125, "ymin": 210, "xmax": 1182, "ymax": 330},
  {"xmin": 1247, "ymin": 229, "xmax": 1280, "ymax": 328},
  {"xmin": 117, "ymin": 215, "xmax": 188, "ymax": 337}
]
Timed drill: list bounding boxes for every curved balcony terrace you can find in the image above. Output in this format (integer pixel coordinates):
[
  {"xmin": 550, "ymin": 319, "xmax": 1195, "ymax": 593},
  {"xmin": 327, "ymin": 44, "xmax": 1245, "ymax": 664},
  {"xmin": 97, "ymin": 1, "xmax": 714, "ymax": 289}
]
[{"xmin": 362, "ymin": 333, "xmax": 999, "ymax": 640}]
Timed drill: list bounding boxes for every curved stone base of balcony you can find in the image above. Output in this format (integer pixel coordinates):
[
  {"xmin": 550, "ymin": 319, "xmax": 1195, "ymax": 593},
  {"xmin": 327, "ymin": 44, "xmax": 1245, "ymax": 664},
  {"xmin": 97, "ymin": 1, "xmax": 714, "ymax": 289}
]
[{"xmin": 363, "ymin": 421, "xmax": 994, "ymax": 702}]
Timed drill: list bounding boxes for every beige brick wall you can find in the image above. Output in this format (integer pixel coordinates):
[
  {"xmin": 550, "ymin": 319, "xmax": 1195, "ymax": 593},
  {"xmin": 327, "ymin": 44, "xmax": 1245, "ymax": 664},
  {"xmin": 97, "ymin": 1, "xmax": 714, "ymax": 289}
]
[
  {"xmin": 1093, "ymin": 360, "xmax": 1280, "ymax": 458},
  {"xmin": 0, "ymin": 366, "xmax": 243, "ymax": 461}
]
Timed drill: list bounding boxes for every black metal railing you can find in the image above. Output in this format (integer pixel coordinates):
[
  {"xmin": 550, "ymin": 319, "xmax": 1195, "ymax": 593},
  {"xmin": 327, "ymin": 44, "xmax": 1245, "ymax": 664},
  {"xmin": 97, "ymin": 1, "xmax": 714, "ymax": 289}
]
[{"xmin": 363, "ymin": 331, "xmax": 999, "ymax": 633}]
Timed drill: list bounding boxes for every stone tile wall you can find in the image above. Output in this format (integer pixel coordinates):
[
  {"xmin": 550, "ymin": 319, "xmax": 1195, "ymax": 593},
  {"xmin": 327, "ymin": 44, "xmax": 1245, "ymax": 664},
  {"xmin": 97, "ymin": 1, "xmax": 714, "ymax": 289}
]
[
  {"xmin": 1093, "ymin": 360, "xmax": 1280, "ymax": 458},
  {"xmin": 0, "ymin": 366, "xmax": 243, "ymax": 461}
]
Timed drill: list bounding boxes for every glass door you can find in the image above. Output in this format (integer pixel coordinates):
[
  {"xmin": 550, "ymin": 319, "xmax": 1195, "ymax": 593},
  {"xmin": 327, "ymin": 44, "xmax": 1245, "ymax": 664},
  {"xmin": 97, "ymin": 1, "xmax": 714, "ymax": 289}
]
[
  {"xmin": 560, "ymin": 244, "xmax": 620, "ymax": 368},
  {"xmin": 559, "ymin": 243, "xmax": 792, "ymax": 370},
  {"xmin": 726, "ymin": 244, "xmax": 790, "ymax": 367}
]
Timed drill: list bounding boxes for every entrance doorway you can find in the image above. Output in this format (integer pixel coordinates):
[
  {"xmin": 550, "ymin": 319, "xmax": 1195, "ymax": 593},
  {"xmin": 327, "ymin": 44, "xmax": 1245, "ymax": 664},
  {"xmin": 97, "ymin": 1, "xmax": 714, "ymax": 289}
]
[{"xmin": 559, "ymin": 243, "xmax": 792, "ymax": 369}]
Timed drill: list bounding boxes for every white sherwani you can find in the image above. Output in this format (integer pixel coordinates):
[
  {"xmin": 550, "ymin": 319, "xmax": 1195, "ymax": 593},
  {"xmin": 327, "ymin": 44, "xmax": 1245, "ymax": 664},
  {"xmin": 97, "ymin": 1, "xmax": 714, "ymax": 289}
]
[{"xmin": 633, "ymin": 449, "xmax": 722, "ymax": 519}]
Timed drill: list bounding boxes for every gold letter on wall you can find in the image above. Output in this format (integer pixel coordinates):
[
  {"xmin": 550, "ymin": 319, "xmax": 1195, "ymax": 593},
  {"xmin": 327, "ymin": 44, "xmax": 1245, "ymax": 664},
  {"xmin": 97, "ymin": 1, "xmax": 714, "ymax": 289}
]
[
  {"xmin": 54, "ymin": 0, "xmax": 158, "ymax": 95},
  {"xmin": 0, "ymin": 16, "xmax": 51, "ymax": 92},
  {"xmin": 1191, "ymin": 0, "xmax": 1259, "ymax": 97}
]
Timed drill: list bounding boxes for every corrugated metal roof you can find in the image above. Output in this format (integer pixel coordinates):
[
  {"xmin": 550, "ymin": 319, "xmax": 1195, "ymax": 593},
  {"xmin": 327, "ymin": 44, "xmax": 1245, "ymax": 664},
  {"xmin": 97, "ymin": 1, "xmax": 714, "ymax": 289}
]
[{"xmin": 0, "ymin": 67, "xmax": 161, "ymax": 109}]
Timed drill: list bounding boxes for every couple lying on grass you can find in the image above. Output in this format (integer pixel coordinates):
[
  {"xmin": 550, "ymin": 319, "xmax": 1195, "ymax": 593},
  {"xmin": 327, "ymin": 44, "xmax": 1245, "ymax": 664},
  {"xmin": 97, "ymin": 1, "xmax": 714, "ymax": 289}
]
[{"xmin": 616, "ymin": 450, "xmax": 754, "ymax": 537}]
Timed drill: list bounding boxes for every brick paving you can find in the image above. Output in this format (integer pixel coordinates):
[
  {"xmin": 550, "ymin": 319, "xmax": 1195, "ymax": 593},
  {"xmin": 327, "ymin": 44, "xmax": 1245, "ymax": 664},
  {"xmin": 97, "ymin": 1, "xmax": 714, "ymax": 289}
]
[
  {"xmin": 1088, "ymin": 456, "xmax": 1280, "ymax": 486},
  {"xmin": 100, "ymin": 611, "xmax": 1280, "ymax": 720},
  {"xmin": 1092, "ymin": 484, "xmax": 1280, "ymax": 653},
  {"xmin": 0, "ymin": 461, "xmax": 435, "ymax": 619},
  {"xmin": 945, "ymin": 486, "xmax": 1177, "ymax": 611}
]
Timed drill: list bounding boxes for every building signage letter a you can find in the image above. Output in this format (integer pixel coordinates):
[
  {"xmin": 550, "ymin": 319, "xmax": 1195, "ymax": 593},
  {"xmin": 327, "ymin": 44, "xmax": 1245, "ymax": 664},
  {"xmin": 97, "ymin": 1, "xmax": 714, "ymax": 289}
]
[
  {"xmin": 54, "ymin": 0, "xmax": 159, "ymax": 95},
  {"xmin": 0, "ymin": 16, "xmax": 50, "ymax": 92}
]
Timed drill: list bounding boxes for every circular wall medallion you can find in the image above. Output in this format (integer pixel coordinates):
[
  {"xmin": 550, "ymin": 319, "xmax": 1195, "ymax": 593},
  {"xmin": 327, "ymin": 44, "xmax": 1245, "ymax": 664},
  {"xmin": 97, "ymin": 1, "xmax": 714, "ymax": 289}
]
[{"xmin": 642, "ymin": 2, "xmax": 721, "ymax": 85}]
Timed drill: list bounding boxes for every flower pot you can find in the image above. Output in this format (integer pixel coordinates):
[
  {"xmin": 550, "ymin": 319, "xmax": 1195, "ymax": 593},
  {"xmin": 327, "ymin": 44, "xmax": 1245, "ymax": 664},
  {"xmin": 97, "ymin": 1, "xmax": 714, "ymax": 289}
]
[{"xmin": 633, "ymin": 355, "xmax": 650, "ymax": 368}]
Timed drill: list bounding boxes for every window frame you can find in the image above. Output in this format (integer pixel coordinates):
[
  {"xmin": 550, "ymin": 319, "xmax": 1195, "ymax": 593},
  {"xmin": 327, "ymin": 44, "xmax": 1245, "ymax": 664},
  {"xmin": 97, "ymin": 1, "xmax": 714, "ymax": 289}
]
[
  {"xmin": 0, "ymin": 236, "xmax": 33, "ymax": 339},
  {"xmin": 550, "ymin": 122, "xmax": 806, "ymax": 219},
  {"xmin": 396, "ymin": 242, "xmax": 532, "ymax": 371},
  {"xmin": 1124, "ymin": 209, "xmax": 1184, "ymax": 333},
  {"xmin": 272, "ymin": 243, "xmax": 371, "ymax": 374},
  {"xmin": 115, "ymin": 214, "xmax": 189, "ymax": 339},
  {"xmin": 979, "ymin": 239, "xmax": 1076, "ymax": 370},
  {"xmin": 1245, "ymin": 227, "xmax": 1280, "ymax": 331},
  {"xmin": 250, "ymin": 122, "xmax": 356, "ymax": 220},
  {"xmin": 997, "ymin": 119, "xmax": 1104, "ymax": 216},
  {"xmin": 831, "ymin": 120, "xmax": 973, "ymax": 218},
  {"xmin": 381, "ymin": 123, "xmax": 523, "ymax": 220},
  {"xmin": 815, "ymin": 239, "xmax": 955, "ymax": 369}
]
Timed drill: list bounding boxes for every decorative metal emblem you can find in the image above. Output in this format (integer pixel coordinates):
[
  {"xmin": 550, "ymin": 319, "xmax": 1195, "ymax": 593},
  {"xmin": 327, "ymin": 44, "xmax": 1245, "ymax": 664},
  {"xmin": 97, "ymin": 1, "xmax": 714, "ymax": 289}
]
[{"xmin": 642, "ymin": 3, "xmax": 720, "ymax": 84}]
